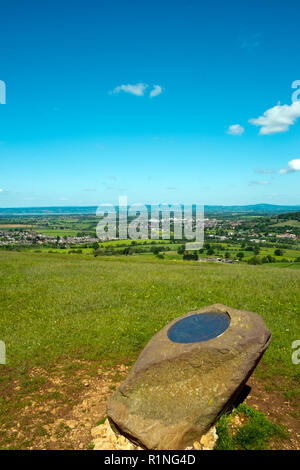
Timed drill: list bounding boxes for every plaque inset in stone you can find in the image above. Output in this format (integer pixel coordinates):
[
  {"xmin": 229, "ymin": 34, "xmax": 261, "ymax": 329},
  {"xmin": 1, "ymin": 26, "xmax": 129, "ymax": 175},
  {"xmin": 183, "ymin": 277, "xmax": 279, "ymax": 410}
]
[
  {"xmin": 167, "ymin": 311, "xmax": 230, "ymax": 343},
  {"xmin": 107, "ymin": 304, "xmax": 271, "ymax": 450}
]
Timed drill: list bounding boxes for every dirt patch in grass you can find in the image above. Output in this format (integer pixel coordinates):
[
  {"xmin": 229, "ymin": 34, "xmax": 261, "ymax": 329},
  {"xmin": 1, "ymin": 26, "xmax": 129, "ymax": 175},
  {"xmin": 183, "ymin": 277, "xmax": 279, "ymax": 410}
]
[
  {"xmin": 0, "ymin": 361, "xmax": 299, "ymax": 450},
  {"xmin": 245, "ymin": 375, "xmax": 300, "ymax": 450},
  {"xmin": 0, "ymin": 360, "xmax": 130, "ymax": 450}
]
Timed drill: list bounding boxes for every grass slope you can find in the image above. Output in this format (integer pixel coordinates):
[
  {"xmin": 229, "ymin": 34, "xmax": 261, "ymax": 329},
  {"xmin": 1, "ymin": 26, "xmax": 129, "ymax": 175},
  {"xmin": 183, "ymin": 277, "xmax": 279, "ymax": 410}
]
[
  {"xmin": 0, "ymin": 251, "xmax": 299, "ymax": 449},
  {"xmin": 0, "ymin": 251, "xmax": 299, "ymax": 383}
]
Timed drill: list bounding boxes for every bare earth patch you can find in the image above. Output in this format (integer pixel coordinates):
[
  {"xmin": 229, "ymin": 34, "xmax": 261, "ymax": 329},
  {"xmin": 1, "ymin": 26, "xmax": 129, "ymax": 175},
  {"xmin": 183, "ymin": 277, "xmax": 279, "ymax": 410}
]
[
  {"xmin": 245, "ymin": 376, "xmax": 300, "ymax": 450},
  {"xmin": 1, "ymin": 362, "xmax": 299, "ymax": 450},
  {"xmin": 0, "ymin": 360, "xmax": 130, "ymax": 450}
]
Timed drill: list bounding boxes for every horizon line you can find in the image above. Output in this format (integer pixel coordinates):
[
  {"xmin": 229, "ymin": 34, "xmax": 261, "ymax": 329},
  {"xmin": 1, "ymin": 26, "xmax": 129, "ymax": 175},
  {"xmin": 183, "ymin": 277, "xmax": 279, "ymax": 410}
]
[{"xmin": 1, "ymin": 203, "xmax": 300, "ymax": 210}]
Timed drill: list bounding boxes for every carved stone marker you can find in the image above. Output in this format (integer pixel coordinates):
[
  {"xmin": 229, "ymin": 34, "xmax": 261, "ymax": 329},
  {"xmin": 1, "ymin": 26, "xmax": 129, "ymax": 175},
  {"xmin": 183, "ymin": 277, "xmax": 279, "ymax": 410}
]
[{"xmin": 107, "ymin": 304, "xmax": 271, "ymax": 450}]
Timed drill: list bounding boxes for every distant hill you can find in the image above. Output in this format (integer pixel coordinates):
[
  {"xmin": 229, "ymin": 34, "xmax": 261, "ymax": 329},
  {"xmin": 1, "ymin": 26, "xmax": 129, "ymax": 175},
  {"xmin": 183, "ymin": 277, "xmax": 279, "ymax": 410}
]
[
  {"xmin": 0, "ymin": 206, "xmax": 98, "ymax": 216},
  {"xmin": 275, "ymin": 211, "xmax": 300, "ymax": 221},
  {"xmin": 204, "ymin": 204, "xmax": 300, "ymax": 215},
  {"xmin": 0, "ymin": 203, "xmax": 300, "ymax": 216}
]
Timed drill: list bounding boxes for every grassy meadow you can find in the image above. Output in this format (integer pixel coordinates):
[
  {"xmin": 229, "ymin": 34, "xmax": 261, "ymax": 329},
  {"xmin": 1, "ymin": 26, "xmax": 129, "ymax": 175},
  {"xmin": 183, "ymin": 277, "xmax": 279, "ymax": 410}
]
[
  {"xmin": 0, "ymin": 251, "xmax": 299, "ymax": 448},
  {"xmin": 1, "ymin": 250, "xmax": 299, "ymax": 379}
]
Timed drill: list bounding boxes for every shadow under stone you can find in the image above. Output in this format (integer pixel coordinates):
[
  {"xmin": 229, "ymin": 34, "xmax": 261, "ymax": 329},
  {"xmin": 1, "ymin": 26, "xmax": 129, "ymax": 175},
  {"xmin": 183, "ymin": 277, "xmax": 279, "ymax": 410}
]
[{"xmin": 233, "ymin": 384, "xmax": 252, "ymax": 408}]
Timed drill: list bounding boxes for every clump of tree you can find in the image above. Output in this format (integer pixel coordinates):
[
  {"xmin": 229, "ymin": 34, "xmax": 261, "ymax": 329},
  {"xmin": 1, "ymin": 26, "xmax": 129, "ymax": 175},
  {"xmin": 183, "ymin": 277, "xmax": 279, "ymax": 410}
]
[
  {"xmin": 261, "ymin": 255, "xmax": 276, "ymax": 263},
  {"xmin": 177, "ymin": 245, "xmax": 185, "ymax": 255},
  {"xmin": 94, "ymin": 248, "xmax": 113, "ymax": 257},
  {"xmin": 247, "ymin": 256, "xmax": 262, "ymax": 265},
  {"xmin": 183, "ymin": 251, "xmax": 198, "ymax": 261},
  {"xmin": 151, "ymin": 246, "xmax": 164, "ymax": 255},
  {"xmin": 253, "ymin": 246, "xmax": 260, "ymax": 255}
]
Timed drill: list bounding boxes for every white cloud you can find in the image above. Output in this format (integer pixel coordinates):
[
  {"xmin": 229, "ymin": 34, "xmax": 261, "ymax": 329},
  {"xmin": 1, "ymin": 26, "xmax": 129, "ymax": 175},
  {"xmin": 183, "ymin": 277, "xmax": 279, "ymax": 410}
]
[
  {"xmin": 249, "ymin": 101, "xmax": 300, "ymax": 135},
  {"xmin": 279, "ymin": 159, "xmax": 300, "ymax": 174},
  {"xmin": 227, "ymin": 124, "xmax": 244, "ymax": 135},
  {"xmin": 111, "ymin": 83, "xmax": 163, "ymax": 98},
  {"xmin": 111, "ymin": 83, "xmax": 148, "ymax": 96},
  {"xmin": 150, "ymin": 85, "xmax": 163, "ymax": 98},
  {"xmin": 0, "ymin": 189, "xmax": 3, "ymax": 192}
]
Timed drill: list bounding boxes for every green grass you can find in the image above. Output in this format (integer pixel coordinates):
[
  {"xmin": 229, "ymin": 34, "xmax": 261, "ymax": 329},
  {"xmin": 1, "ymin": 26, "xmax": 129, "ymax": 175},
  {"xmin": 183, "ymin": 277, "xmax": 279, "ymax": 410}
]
[
  {"xmin": 267, "ymin": 262, "xmax": 300, "ymax": 270},
  {"xmin": 0, "ymin": 251, "xmax": 299, "ymax": 385},
  {"xmin": 215, "ymin": 404, "xmax": 288, "ymax": 450},
  {"xmin": 0, "ymin": 251, "xmax": 299, "ymax": 450},
  {"xmin": 28, "ymin": 247, "xmax": 94, "ymax": 254},
  {"xmin": 273, "ymin": 220, "xmax": 300, "ymax": 228},
  {"xmin": 35, "ymin": 229, "xmax": 81, "ymax": 236}
]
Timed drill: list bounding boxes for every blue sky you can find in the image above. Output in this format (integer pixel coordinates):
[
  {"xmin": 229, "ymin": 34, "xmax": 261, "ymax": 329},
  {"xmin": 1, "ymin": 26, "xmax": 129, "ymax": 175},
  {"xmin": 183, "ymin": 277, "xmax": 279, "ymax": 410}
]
[{"xmin": 0, "ymin": 0, "xmax": 299, "ymax": 207}]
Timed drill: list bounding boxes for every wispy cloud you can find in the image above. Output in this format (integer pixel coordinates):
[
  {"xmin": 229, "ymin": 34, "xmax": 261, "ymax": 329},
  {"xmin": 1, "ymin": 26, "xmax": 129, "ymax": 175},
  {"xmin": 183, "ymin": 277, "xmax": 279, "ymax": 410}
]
[
  {"xmin": 110, "ymin": 83, "xmax": 163, "ymax": 98},
  {"xmin": 111, "ymin": 83, "xmax": 148, "ymax": 96},
  {"xmin": 0, "ymin": 189, "xmax": 3, "ymax": 193},
  {"xmin": 105, "ymin": 185, "xmax": 127, "ymax": 191},
  {"xmin": 254, "ymin": 168, "xmax": 275, "ymax": 174},
  {"xmin": 249, "ymin": 101, "xmax": 300, "ymax": 135},
  {"xmin": 249, "ymin": 181, "xmax": 270, "ymax": 186},
  {"xmin": 227, "ymin": 124, "xmax": 244, "ymax": 135},
  {"xmin": 279, "ymin": 159, "xmax": 300, "ymax": 174},
  {"xmin": 240, "ymin": 33, "xmax": 262, "ymax": 50},
  {"xmin": 150, "ymin": 85, "xmax": 163, "ymax": 98}
]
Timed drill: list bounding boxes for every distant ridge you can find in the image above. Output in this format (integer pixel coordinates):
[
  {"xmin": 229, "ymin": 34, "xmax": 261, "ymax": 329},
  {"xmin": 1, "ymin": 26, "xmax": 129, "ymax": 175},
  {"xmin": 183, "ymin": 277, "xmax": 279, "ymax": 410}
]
[{"xmin": 1, "ymin": 204, "xmax": 300, "ymax": 216}]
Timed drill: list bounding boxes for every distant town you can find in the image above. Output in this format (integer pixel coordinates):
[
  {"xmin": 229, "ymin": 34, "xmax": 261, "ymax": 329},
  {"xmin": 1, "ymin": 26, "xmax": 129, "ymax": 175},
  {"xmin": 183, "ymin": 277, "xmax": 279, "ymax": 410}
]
[{"xmin": 0, "ymin": 206, "xmax": 299, "ymax": 265}]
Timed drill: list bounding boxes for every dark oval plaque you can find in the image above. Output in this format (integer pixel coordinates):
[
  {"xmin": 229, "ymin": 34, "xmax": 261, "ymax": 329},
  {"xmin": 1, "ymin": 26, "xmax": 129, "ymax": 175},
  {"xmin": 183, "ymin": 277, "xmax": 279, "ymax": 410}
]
[{"xmin": 167, "ymin": 311, "xmax": 230, "ymax": 343}]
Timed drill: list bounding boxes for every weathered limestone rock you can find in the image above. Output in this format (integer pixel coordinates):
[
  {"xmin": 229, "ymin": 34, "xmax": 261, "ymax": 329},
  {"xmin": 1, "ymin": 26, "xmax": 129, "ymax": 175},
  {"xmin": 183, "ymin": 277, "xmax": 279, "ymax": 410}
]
[
  {"xmin": 107, "ymin": 304, "xmax": 271, "ymax": 450},
  {"xmin": 91, "ymin": 419, "xmax": 142, "ymax": 450},
  {"xmin": 91, "ymin": 419, "xmax": 217, "ymax": 450}
]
